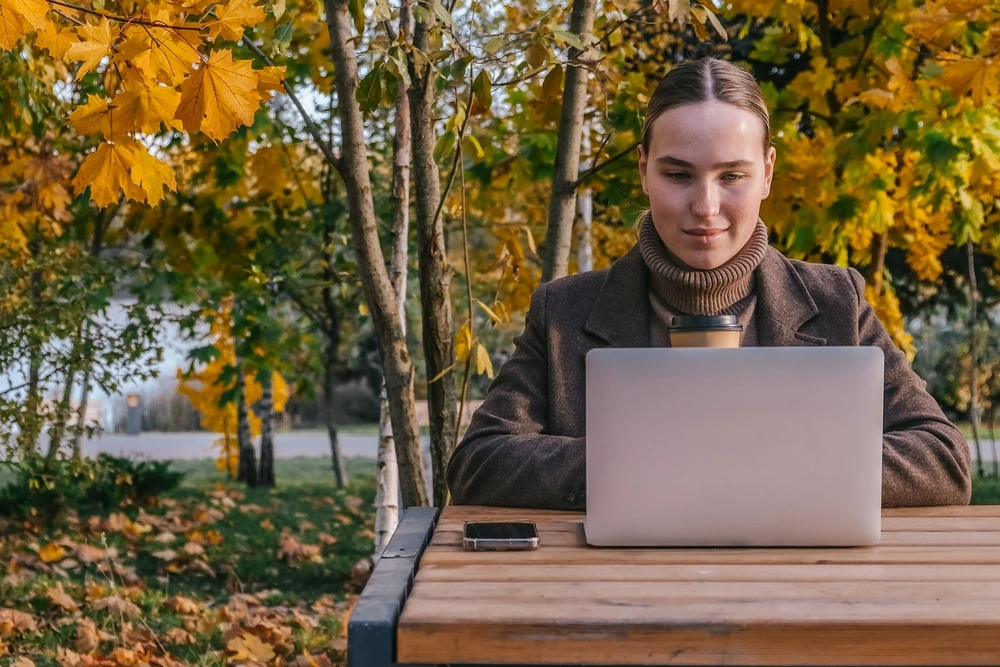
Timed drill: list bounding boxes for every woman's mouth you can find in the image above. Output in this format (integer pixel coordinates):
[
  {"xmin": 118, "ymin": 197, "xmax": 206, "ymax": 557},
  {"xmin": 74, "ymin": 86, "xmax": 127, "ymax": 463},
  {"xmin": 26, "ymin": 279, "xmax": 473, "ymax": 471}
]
[{"xmin": 684, "ymin": 228, "xmax": 727, "ymax": 244}]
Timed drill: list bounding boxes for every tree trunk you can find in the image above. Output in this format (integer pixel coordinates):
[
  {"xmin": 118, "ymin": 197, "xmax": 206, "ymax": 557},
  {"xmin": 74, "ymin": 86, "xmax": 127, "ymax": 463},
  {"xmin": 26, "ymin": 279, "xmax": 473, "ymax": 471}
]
[
  {"xmin": 967, "ymin": 239, "xmax": 985, "ymax": 478},
  {"xmin": 542, "ymin": 0, "xmax": 597, "ymax": 283},
  {"xmin": 70, "ymin": 362, "xmax": 92, "ymax": 459},
  {"xmin": 46, "ymin": 368, "xmax": 77, "ymax": 460},
  {"xmin": 989, "ymin": 403, "xmax": 998, "ymax": 478},
  {"xmin": 258, "ymin": 370, "xmax": 275, "ymax": 487},
  {"xmin": 868, "ymin": 231, "xmax": 889, "ymax": 295},
  {"xmin": 20, "ymin": 234, "xmax": 43, "ymax": 455},
  {"xmin": 323, "ymin": 344, "xmax": 348, "ymax": 487},
  {"xmin": 409, "ymin": 9, "xmax": 457, "ymax": 508},
  {"xmin": 325, "ymin": 0, "xmax": 428, "ymax": 508},
  {"xmin": 576, "ymin": 121, "xmax": 594, "ymax": 273},
  {"xmin": 375, "ymin": 0, "xmax": 413, "ymax": 558},
  {"xmin": 236, "ymin": 362, "xmax": 259, "ymax": 487}
]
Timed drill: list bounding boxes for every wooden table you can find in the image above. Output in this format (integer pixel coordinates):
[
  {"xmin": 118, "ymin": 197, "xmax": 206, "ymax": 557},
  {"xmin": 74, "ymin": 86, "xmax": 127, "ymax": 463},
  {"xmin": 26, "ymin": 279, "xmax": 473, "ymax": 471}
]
[{"xmin": 347, "ymin": 505, "xmax": 1000, "ymax": 667}]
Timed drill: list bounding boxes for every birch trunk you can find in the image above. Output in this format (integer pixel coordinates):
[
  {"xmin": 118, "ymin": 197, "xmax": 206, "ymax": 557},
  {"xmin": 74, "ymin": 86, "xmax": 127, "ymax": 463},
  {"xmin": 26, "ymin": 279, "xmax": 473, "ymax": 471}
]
[
  {"xmin": 235, "ymin": 360, "xmax": 259, "ymax": 487},
  {"xmin": 323, "ymin": 346, "xmax": 348, "ymax": 487},
  {"xmin": 374, "ymin": 0, "xmax": 414, "ymax": 558},
  {"xmin": 541, "ymin": 0, "xmax": 597, "ymax": 282},
  {"xmin": 258, "ymin": 370, "xmax": 275, "ymax": 487},
  {"xmin": 70, "ymin": 362, "xmax": 92, "ymax": 459},
  {"xmin": 576, "ymin": 122, "xmax": 594, "ymax": 274},
  {"xmin": 410, "ymin": 8, "xmax": 457, "ymax": 507},
  {"xmin": 325, "ymin": 0, "xmax": 428, "ymax": 507}
]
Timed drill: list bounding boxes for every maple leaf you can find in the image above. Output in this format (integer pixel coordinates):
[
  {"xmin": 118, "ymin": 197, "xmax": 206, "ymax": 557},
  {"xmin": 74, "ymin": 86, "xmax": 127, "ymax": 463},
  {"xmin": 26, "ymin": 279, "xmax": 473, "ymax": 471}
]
[
  {"xmin": 210, "ymin": 0, "xmax": 265, "ymax": 41},
  {"xmin": 47, "ymin": 582, "xmax": 79, "ymax": 612},
  {"xmin": 72, "ymin": 142, "xmax": 136, "ymax": 207},
  {"xmin": 110, "ymin": 647, "xmax": 138, "ymax": 666},
  {"xmin": 34, "ymin": 19, "xmax": 73, "ymax": 57},
  {"xmin": 39, "ymin": 543, "xmax": 67, "ymax": 563},
  {"xmin": 0, "ymin": 4, "xmax": 23, "ymax": 50},
  {"xmin": 2, "ymin": 0, "xmax": 46, "ymax": 30},
  {"xmin": 11, "ymin": 657, "xmax": 35, "ymax": 667},
  {"xmin": 75, "ymin": 618, "xmax": 101, "ymax": 652},
  {"xmin": 69, "ymin": 95, "xmax": 112, "ymax": 137},
  {"xmin": 92, "ymin": 595, "xmax": 141, "ymax": 618},
  {"xmin": 117, "ymin": 25, "xmax": 199, "ymax": 85},
  {"xmin": 164, "ymin": 627, "xmax": 196, "ymax": 644},
  {"xmin": 939, "ymin": 56, "xmax": 1000, "ymax": 106},
  {"xmin": 65, "ymin": 18, "xmax": 116, "ymax": 80},
  {"xmin": 227, "ymin": 632, "xmax": 276, "ymax": 662},
  {"xmin": 176, "ymin": 49, "xmax": 262, "ymax": 141},
  {"xmin": 114, "ymin": 83, "xmax": 182, "ymax": 135},
  {"xmin": 152, "ymin": 548, "xmax": 178, "ymax": 561},
  {"xmin": 165, "ymin": 595, "xmax": 200, "ymax": 615},
  {"xmin": 56, "ymin": 647, "xmax": 83, "ymax": 667},
  {"xmin": 256, "ymin": 64, "xmax": 286, "ymax": 99},
  {"xmin": 0, "ymin": 608, "xmax": 37, "ymax": 634}
]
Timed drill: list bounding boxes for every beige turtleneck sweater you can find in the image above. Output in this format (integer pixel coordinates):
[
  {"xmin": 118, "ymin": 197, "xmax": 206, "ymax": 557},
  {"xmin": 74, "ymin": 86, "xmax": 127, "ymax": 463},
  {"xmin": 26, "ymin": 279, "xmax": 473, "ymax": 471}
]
[{"xmin": 638, "ymin": 213, "xmax": 770, "ymax": 347}]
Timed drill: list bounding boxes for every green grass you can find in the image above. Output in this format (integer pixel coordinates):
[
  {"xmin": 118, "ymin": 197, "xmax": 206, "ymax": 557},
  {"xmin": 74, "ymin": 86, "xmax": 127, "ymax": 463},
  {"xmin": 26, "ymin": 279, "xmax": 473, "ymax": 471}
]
[
  {"xmin": 954, "ymin": 421, "xmax": 999, "ymax": 440},
  {"xmin": 167, "ymin": 455, "xmax": 377, "ymax": 487}
]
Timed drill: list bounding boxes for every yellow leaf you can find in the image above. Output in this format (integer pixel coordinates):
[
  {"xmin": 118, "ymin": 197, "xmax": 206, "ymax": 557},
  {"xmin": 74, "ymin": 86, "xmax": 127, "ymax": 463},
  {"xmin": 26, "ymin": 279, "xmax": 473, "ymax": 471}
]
[
  {"xmin": 0, "ymin": 4, "xmax": 23, "ymax": 50},
  {"xmin": 474, "ymin": 342, "xmax": 494, "ymax": 379},
  {"xmin": 71, "ymin": 142, "xmax": 135, "ymax": 207},
  {"xmin": 272, "ymin": 0, "xmax": 285, "ymax": 19},
  {"xmin": 39, "ymin": 543, "xmax": 66, "ymax": 563},
  {"xmin": 117, "ymin": 25, "xmax": 199, "ymax": 85},
  {"xmin": 46, "ymin": 582, "xmax": 79, "ymax": 612},
  {"xmin": 34, "ymin": 19, "xmax": 72, "ymax": 57},
  {"xmin": 114, "ymin": 82, "xmax": 182, "ymax": 134},
  {"xmin": 65, "ymin": 18, "xmax": 116, "ymax": 80},
  {"xmin": 11, "ymin": 657, "xmax": 35, "ymax": 667},
  {"xmin": 939, "ymin": 56, "xmax": 1000, "ymax": 106},
  {"xmin": 358, "ymin": 303, "xmax": 368, "ymax": 315},
  {"xmin": 227, "ymin": 632, "xmax": 276, "ymax": 662},
  {"xmin": 474, "ymin": 299, "xmax": 501, "ymax": 325},
  {"xmin": 256, "ymin": 63, "xmax": 286, "ymax": 98},
  {"xmin": 524, "ymin": 227, "xmax": 537, "ymax": 254},
  {"xmin": 2, "ymin": 0, "xmax": 46, "ymax": 30},
  {"xmin": 129, "ymin": 143, "xmax": 177, "ymax": 206},
  {"xmin": 210, "ymin": 0, "xmax": 265, "ymax": 40},
  {"xmin": 454, "ymin": 323, "xmax": 472, "ymax": 363},
  {"xmin": 176, "ymin": 49, "xmax": 262, "ymax": 141},
  {"xmin": 68, "ymin": 95, "xmax": 111, "ymax": 136}
]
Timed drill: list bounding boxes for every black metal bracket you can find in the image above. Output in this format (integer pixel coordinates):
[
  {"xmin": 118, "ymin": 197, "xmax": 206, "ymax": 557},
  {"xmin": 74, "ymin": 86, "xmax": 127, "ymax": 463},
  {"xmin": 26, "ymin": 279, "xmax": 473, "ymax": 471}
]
[{"xmin": 347, "ymin": 506, "xmax": 440, "ymax": 667}]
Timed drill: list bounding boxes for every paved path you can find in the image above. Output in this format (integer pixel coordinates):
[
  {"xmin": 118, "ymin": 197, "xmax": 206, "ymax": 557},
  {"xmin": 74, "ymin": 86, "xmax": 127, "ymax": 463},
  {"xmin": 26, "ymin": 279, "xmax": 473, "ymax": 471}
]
[{"xmin": 80, "ymin": 431, "xmax": 998, "ymax": 461}]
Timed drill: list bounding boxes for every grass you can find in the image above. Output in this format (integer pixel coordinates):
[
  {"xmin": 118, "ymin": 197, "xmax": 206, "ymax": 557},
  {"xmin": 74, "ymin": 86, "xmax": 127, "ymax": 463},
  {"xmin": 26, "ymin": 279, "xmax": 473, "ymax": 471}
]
[{"xmin": 0, "ymin": 459, "xmax": 379, "ymax": 667}]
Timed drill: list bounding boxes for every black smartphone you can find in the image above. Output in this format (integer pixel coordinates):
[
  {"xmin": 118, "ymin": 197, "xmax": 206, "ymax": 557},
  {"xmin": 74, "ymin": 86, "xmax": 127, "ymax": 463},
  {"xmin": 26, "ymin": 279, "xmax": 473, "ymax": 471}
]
[{"xmin": 463, "ymin": 521, "xmax": 539, "ymax": 551}]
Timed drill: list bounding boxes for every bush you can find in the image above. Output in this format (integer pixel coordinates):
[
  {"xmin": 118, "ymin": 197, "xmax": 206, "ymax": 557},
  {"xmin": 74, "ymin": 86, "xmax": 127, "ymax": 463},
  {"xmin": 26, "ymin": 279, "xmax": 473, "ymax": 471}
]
[{"xmin": 0, "ymin": 453, "xmax": 185, "ymax": 525}]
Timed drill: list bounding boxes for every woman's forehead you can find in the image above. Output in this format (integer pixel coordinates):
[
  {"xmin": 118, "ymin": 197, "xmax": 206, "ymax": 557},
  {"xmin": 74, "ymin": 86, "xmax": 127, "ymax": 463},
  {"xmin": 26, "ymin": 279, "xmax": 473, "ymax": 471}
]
[{"xmin": 646, "ymin": 102, "xmax": 765, "ymax": 163}]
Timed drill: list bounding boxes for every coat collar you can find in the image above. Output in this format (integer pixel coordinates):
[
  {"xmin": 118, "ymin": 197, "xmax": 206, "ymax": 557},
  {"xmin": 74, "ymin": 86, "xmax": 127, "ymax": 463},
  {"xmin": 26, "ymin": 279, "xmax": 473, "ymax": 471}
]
[{"xmin": 583, "ymin": 244, "xmax": 825, "ymax": 347}]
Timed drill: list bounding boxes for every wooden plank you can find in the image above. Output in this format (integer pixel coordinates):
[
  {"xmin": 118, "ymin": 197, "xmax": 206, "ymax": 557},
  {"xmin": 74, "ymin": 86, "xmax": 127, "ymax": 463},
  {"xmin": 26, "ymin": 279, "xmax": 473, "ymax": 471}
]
[
  {"xmin": 403, "ymin": 579, "xmax": 1000, "ymax": 602},
  {"xmin": 430, "ymin": 528, "xmax": 1000, "ymax": 548},
  {"xmin": 419, "ymin": 544, "xmax": 1000, "ymax": 565},
  {"xmin": 881, "ymin": 505, "xmax": 1000, "ymax": 517},
  {"xmin": 415, "ymin": 562, "xmax": 1000, "ymax": 583},
  {"xmin": 396, "ymin": 617, "xmax": 1000, "ymax": 665}
]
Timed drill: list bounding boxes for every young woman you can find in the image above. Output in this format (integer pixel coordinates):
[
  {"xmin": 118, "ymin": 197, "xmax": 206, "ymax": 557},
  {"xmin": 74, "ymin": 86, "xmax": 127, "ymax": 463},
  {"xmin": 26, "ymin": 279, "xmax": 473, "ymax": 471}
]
[{"xmin": 447, "ymin": 58, "xmax": 971, "ymax": 510}]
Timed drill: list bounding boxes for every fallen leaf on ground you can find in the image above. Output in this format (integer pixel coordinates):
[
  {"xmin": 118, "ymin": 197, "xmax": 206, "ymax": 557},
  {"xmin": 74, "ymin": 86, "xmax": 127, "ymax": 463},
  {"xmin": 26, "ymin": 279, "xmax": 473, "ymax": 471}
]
[
  {"xmin": 182, "ymin": 541, "xmax": 205, "ymax": 556},
  {"xmin": 92, "ymin": 595, "xmax": 141, "ymax": 618},
  {"xmin": 153, "ymin": 531, "xmax": 176, "ymax": 544},
  {"xmin": 111, "ymin": 647, "xmax": 138, "ymax": 666},
  {"xmin": 75, "ymin": 618, "xmax": 102, "ymax": 651},
  {"xmin": 227, "ymin": 632, "xmax": 276, "ymax": 662},
  {"xmin": 152, "ymin": 549, "xmax": 178, "ymax": 561},
  {"xmin": 164, "ymin": 627, "xmax": 196, "ymax": 644},
  {"xmin": 56, "ymin": 646, "xmax": 82, "ymax": 667},
  {"xmin": 47, "ymin": 582, "xmax": 79, "ymax": 611},
  {"xmin": 12, "ymin": 657, "xmax": 35, "ymax": 667},
  {"xmin": 0, "ymin": 608, "xmax": 38, "ymax": 633},
  {"xmin": 277, "ymin": 530, "xmax": 322, "ymax": 566},
  {"xmin": 165, "ymin": 595, "xmax": 200, "ymax": 615},
  {"xmin": 39, "ymin": 543, "xmax": 66, "ymax": 563},
  {"xmin": 318, "ymin": 533, "xmax": 337, "ymax": 545}
]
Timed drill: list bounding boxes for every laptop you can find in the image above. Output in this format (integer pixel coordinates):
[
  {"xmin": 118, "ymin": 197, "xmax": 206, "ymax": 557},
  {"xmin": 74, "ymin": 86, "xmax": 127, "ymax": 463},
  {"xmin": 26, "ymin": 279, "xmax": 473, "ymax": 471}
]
[{"xmin": 583, "ymin": 347, "xmax": 884, "ymax": 547}]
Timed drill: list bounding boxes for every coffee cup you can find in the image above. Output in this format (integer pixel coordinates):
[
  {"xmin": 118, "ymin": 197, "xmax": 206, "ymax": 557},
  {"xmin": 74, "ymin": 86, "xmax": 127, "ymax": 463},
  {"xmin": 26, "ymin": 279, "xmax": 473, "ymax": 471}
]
[{"xmin": 668, "ymin": 315, "xmax": 742, "ymax": 348}]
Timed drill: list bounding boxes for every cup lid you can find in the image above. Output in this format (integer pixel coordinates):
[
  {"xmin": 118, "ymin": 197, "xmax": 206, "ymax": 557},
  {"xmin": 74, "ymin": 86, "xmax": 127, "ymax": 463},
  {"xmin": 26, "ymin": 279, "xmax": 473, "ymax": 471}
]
[{"xmin": 669, "ymin": 315, "xmax": 743, "ymax": 332}]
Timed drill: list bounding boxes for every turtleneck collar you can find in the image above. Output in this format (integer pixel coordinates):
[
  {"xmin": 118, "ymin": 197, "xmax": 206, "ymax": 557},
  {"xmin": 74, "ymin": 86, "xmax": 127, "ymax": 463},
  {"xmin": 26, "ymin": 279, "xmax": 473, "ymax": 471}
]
[{"xmin": 638, "ymin": 212, "xmax": 769, "ymax": 316}]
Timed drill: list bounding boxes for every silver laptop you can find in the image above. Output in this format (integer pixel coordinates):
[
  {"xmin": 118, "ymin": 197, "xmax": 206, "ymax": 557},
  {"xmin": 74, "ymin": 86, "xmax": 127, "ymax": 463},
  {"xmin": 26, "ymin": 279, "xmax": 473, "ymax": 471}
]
[{"xmin": 584, "ymin": 347, "xmax": 883, "ymax": 547}]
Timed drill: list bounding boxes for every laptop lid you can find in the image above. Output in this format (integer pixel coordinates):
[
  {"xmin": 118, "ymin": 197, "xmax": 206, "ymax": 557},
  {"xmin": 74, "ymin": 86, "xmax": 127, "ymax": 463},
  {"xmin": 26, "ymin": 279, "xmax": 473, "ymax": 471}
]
[{"xmin": 584, "ymin": 347, "xmax": 884, "ymax": 547}]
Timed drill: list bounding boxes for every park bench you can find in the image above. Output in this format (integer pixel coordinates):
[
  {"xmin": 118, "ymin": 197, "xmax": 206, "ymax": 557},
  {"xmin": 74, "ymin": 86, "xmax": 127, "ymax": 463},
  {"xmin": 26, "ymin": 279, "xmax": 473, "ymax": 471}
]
[{"xmin": 348, "ymin": 504, "xmax": 1000, "ymax": 667}]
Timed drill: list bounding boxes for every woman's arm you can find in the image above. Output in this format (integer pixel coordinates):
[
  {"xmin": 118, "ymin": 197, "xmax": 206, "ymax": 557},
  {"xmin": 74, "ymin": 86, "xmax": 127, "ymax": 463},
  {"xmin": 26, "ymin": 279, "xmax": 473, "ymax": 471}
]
[
  {"xmin": 446, "ymin": 284, "xmax": 587, "ymax": 510},
  {"xmin": 848, "ymin": 269, "xmax": 972, "ymax": 506}
]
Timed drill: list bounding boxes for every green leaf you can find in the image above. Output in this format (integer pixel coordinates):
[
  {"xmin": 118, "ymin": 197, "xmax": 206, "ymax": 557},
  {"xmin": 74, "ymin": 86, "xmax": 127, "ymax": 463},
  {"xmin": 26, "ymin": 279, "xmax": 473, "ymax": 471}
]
[
  {"xmin": 828, "ymin": 194, "xmax": 861, "ymax": 222},
  {"xmin": 430, "ymin": 0, "xmax": 455, "ymax": 26},
  {"xmin": 272, "ymin": 24, "xmax": 293, "ymax": 56},
  {"xmin": 466, "ymin": 134, "xmax": 485, "ymax": 158},
  {"xmin": 552, "ymin": 28, "xmax": 585, "ymax": 51},
  {"xmin": 349, "ymin": 0, "xmax": 364, "ymax": 35},
  {"xmin": 483, "ymin": 36, "xmax": 504, "ymax": 55},
  {"xmin": 357, "ymin": 66, "xmax": 384, "ymax": 115},
  {"xmin": 473, "ymin": 70, "xmax": 492, "ymax": 111}
]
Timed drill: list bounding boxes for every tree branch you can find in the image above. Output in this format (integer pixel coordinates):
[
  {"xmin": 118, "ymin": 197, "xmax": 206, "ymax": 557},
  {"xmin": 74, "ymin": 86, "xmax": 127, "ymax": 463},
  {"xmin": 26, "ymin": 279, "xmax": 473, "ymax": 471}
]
[
  {"xmin": 242, "ymin": 37, "xmax": 344, "ymax": 172},
  {"xmin": 46, "ymin": 0, "xmax": 202, "ymax": 30},
  {"xmin": 569, "ymin": 139, "xmax": 640, "ymax": 190}
]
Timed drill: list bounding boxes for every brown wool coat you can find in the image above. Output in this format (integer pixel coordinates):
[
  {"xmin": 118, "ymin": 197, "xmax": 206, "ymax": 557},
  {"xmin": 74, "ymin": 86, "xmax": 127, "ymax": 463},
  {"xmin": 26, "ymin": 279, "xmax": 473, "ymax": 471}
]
[{"xmin": 447, "ymin": 244, "xmax": 973, "ymax": 510}]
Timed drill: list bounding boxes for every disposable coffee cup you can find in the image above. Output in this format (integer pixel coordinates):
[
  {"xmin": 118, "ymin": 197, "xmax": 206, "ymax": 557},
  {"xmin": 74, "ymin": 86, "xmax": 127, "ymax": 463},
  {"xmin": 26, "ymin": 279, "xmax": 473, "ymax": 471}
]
[{"xmin": 668, "ymin": 315, "xmax": 743, "ymax": 348}]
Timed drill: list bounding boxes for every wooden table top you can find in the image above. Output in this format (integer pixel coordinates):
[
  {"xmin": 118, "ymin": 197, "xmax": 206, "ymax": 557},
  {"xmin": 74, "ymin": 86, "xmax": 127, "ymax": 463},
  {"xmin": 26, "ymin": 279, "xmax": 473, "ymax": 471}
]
[{"xmin": 395, "ymin": 505, "xmax": 1000, "ymax": 666}]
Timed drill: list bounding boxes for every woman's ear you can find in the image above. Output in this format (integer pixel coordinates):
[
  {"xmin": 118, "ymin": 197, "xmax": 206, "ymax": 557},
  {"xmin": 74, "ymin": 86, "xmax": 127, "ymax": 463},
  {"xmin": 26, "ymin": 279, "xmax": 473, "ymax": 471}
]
[
  {"xmin": 761, "ymin": 146, "xmax": 776, "ymax": 199},
  {"xmin": 637, "ymin": 145, "xmax": 648, "ymax": 196}
]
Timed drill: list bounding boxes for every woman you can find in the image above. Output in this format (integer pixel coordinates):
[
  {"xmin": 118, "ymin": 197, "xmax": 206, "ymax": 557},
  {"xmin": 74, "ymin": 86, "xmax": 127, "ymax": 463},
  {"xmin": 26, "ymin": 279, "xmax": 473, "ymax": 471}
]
[{"xmin": 447, "ymin": 58, "xmax": 971, "ymax": 510}]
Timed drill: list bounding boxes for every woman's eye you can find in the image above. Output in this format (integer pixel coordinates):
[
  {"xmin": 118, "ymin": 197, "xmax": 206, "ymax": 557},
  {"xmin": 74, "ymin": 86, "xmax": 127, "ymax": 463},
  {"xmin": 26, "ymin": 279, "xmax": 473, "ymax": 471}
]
[{"xmin": 664, "ymin": 172, "xmax": 689, "ymax": 180}]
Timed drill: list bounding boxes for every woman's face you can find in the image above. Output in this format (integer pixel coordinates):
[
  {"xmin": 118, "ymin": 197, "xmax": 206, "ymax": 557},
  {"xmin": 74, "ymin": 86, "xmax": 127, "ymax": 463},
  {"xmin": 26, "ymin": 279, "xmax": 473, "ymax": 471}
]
[{"xmin": 637, "ymin": 101, "xmax": 776, "ymax": 270}]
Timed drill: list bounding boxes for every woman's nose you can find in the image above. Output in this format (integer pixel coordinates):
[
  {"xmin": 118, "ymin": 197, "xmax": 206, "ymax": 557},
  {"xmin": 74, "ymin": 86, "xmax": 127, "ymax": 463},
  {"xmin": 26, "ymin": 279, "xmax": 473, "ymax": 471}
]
[{"xmin": 691, "ymin": 182, "xmax": 720, "ymax": 220}]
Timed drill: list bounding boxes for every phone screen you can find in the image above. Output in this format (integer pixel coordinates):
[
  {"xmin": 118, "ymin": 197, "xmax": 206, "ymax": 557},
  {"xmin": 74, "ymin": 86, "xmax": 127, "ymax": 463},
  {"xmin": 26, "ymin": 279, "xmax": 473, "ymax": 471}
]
[{"xmin": 464, "ymin": 522, "xmax": 538, "ymax": 541}]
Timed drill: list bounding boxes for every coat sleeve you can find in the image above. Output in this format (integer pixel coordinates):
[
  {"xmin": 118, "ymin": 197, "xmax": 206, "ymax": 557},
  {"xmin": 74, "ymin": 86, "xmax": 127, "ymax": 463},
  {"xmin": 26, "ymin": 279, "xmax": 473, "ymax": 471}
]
[
  {"xmin": 848, "ymin": 269, "xmax": 972, "ymax": 506},
  {"xmin": 446, "ymin": 284, "xmax": 587, "ymax": 510}
]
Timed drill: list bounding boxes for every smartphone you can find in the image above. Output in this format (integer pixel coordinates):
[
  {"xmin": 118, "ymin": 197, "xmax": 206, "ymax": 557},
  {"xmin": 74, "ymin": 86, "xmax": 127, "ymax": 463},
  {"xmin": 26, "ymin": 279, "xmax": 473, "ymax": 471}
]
[{"xmin": 463, "ymin": 521, "xmax": 539, "ymax": 551}]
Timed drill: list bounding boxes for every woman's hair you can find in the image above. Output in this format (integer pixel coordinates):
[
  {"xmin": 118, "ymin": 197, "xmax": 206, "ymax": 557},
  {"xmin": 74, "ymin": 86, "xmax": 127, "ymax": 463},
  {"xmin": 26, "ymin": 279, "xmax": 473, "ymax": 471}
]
[{"xmin": 641, "ymin": 58, "xmax": 771, "ymax": 152}]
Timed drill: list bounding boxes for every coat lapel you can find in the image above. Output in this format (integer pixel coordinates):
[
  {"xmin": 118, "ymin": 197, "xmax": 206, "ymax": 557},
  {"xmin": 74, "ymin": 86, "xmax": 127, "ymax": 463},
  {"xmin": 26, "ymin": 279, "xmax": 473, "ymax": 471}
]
[
  {"xmin": 755, "ymin": 247, "xmax": 826, "ymax": 347},
  {"xmin": 583, "ymin": 244, "xmax": 650, "ymax": 348}
]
